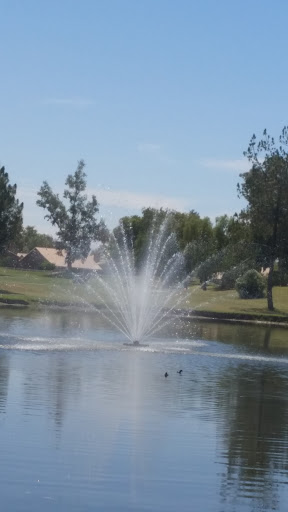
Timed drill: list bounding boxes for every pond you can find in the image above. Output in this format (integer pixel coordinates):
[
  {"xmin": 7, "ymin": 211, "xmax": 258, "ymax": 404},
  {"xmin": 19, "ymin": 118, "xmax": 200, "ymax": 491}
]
[{"xmin": 1, "ymin": 308, "xmax": 288, "ymax": 511}]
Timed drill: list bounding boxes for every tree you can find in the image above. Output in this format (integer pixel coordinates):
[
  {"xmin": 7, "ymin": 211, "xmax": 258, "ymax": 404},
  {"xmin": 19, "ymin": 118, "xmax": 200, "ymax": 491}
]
[
  {"xmin": 0, "ymin": 166, "xmax": 23, "ymax": 251},
  {"xmin": 18, "ymin": 226, "xmax": 55, "ymax": 253},
  {"xmin": 184, "ymin": 238, "xmax": 215, "ymax": 276},
  {"xmin": 235, "ymin": 269, "xmax": 266, "ymax": 299},
  {"xmin": 169, "ymin": 210, "xmax": 214, "ymax": 250},
  {"xmin": 213, "ymin": 213, "xmax": 252, "ymax": 252},
  {"xmin": 37, "ymin": 160, "xmax": 108, "ymax": 269},
  {"xmin": 112, "ymin": 214, "xmax": 143, "ymax": 259},
  {"xmin": 238, "ymin": 127, "xmax": 288, "ymax": 310},
  {"xmin": 111, "ymin": 208, "xmax": 169, "ymax": 269}
]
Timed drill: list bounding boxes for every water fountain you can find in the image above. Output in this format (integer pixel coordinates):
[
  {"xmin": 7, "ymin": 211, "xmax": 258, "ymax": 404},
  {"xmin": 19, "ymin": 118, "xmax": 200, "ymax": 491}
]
[{"xmin": 80, "ymin": 217, "xmax": 188, "ymax": 346}]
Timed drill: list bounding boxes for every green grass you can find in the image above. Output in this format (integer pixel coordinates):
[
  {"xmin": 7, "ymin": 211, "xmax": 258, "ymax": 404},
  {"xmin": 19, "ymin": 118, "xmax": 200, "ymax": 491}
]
[
  {"xmin": 182, "ymin": 284, "xmax": 288, "ymax": 319},
  {"xmin": 1, "ymin": 267, "xmax": 288, "ymax": 321},
  {"xmin": 0, "ymin": 267, "xmax": 103, "ymax": 306}
]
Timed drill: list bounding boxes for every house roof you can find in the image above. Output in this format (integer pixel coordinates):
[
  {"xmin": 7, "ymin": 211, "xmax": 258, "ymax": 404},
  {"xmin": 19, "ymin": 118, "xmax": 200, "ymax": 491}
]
[{"xmin": 35, "ymin": 247, "xmax": 102, "ymax": 270}]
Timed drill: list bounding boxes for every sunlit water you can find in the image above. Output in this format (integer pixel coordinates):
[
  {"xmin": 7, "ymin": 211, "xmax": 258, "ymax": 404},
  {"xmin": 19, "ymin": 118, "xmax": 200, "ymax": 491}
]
[{"xmin": 1, "ymin": 309, "xmax": 288, "ymax": 511}]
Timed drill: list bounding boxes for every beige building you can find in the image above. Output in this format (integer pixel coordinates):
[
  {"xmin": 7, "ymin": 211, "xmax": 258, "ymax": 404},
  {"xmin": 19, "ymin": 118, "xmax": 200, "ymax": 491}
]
[{"xmin": 19, "ymin": 247, "xmax": 102, "ymax": 272}]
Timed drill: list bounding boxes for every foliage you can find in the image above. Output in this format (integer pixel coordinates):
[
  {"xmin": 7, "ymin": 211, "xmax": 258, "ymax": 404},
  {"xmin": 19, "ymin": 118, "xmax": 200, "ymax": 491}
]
[
  {"xmin": 0, "ymin": 166, "xmax": 23, "ymax": 251},
  {"xmin": 0, "ymin": 255, "xmax": 13, "ymax": 267},
  {"xmin": 192, "ymin": 251, "xmax": 220, "ymax": 283},
  {"xmin": 111, "ymin": 208, "xmax": 217, "ymax": 269},
  {"xmin": 183, "ymin": 215, "xmax": 251, "ymax": 279},
  {"xmin": 184, "ymin": 238, "xmax": 215, "ymax": 275},
  {"xmin": 236, "ymin": 269, "xmax": 266, "ymax": 299},
  {"xmin": 111, "ymin": 208, "xmax": 171, "ymax": 269},
  {"xmin": 213, "ymin": 214, "xmax": 251, "ymax": 251},
  {"xmin": 238, "ymin": 127, "xmax": 288, "ymax": 310},
  {"xmin": 170, "ymin": 210, "xmax": 214, "ymax": 250},
  {"xmin": 111, "ymin": 208, "xmax": 255, "ymax": 282},
  {"xmin": 39, "ymin": 261, "xmax": 56, "ymax": 271},
  {"xmin": 18, "ymin": 226, "xmax": 55, "ymax": 253},
  {"xmin": 37, "ymin": 160, "xmax": 109, "ymax": 269},
  {"xmin": 270, "ymin": 269, "xmax": 288, "ymax": 287},
  {"xmin": 110, "ymin": 209, "xmax": 183, "ymax": 281},
  {"xmin": 190, "ymin": 239, "xmax": 256, "ymax": 286},
  {"xmin": 213, "ymin": 215, "xmax": 231, "ymax": 250},
  {"xmin": 220, "ymin": 261, "xmax": 251, "ymax": 290}
]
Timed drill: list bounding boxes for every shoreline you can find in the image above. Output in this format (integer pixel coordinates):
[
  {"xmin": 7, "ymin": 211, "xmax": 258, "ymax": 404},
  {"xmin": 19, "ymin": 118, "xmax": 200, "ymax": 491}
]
[
  {"xmin": 173, "ymin": 308, "xmax": 288, "ymax": 327},
  {"xmin": 1, "ymin": 297, "xmax": 288, "ymax": 328}
]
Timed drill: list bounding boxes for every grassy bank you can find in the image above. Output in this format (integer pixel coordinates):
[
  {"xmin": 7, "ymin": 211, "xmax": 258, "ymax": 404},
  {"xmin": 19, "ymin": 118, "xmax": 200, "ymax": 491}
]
[
  {"xmin": 0, "ymin": 267, "xmax": 100, "ymax": 307},
  {"xmin": 1, "ymin": 267, "xmax": 288, "ymax": 323},
  {"xmin": 184, "ymin": 285, "xmax": 288, "ymax": 320}
]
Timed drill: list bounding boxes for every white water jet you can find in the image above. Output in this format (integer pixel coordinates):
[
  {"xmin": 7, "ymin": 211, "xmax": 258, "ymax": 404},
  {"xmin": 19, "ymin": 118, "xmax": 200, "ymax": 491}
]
[{"xmin": 80, "ymin": 217, "xmax": 189, "ymax": 344}]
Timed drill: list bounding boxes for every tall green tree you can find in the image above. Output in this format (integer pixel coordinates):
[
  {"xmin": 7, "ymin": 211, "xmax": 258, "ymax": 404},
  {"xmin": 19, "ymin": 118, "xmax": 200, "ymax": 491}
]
[
  {"xmin": 112, "ymin": 208, "xmax": 217, "ymax": 275},
  {"xmin": 238, "ymin": 127, "xmax": 288, "ymax": 310},
  {"xmin": 213, "ymin": 214, "xmax": 251, "ymax": 251},
  {"xmin": 111, "ymin": 208, "xmax": 169, "ymax": 268},
  {"xmin": 18, "ymin": 226, "xmax": 55, "ymax": 253},
  {"xmin": 169, "ymin": 210, "xmax": 214, "ymax": 250},
  {"xmin": 37, "ymin": 160, "xmax": 108, "ymax": 269},
  {"xmin": 0, "ymin": 166, "xmax": 23, "ymax": 251}
]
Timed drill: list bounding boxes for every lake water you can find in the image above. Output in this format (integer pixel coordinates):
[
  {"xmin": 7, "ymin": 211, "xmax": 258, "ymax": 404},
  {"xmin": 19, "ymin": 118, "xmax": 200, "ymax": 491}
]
[{"xmin": 1, "ymin": 308, "xmax": 288, "ymax": 511}]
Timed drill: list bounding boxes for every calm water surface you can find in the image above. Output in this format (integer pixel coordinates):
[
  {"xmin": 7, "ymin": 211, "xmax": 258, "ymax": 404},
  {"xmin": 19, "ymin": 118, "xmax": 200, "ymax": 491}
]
[{"xmin": 1, "ymin": 309, "xmax": 288, "ymax": 511}]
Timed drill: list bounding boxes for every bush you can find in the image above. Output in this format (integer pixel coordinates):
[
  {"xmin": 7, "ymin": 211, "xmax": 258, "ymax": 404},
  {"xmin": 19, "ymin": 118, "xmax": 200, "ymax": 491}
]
[
  {"xmin": 39, "ymin": 261, "xmax": 56, "ymax": 271},
  {"xmin": 236, "ymin": 269, "xmax": 266, "ymax": 299},
  {"xmin": 0, "ymin": 256, "xmax": 11, "ymax": 267},
  {"xmin": 220, "ymin": 268, "xmax": 241, "ymax": 290},
  {"xmin": 219, "ymin": 262, "xmax": 250, "ymax": 290},
  {"xmin": 271, "ymin": 270, "xmax": 288, "ymax": 287}
]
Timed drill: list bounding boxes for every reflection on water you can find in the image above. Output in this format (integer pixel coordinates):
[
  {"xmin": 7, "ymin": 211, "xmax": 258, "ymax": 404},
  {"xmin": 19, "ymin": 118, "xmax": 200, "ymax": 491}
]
[
  {"xmin": 217, "ymin": 366, "xmax": 288, "ymax": 511},
  {"xmin": 0, "ymin": 352, "xmax": 9, "ymax": 414},
  {"xmin": 0, "ymin": 309, "xmax": 288, "ymax": 511}
]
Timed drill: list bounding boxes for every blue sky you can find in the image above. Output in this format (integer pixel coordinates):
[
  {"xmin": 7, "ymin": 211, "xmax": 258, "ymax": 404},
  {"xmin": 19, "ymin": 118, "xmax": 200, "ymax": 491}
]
[{"xmin": 1, "ymin": 0, "xmax": 288, "ymax": 234}]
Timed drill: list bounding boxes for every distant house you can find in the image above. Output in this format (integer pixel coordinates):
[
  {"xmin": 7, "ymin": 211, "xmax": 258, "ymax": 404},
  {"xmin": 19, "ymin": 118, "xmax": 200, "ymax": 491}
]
[
  {"xmin": 19, "ymin": 247, "xmax": 102, "ymax": 272},
  {"xmin": 261, "ymin": 267, "xmax": 270, "ymax": 277}
]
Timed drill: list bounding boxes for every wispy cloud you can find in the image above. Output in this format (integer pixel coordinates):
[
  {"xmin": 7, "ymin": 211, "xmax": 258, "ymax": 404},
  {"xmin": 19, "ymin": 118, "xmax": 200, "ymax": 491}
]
[
  {"xmin": 91, "ymin": 187, "xmax": 189, "ymax": 212},
  {"xmin": 17, "ymin": 185, "xmax": 190, "ymax": 233},
  {"xmin": 43, "ymin": 98, "xmax": 95, "ymax": 107},
  {"xmin": 137, "ymin": 143, "xmax": 161, "ymax": 154},
  {"xmin": 200, "ymin": 158, "xmax": 250, "ymax": 173},
  {"xmin": 19, "ymin": 185, "xmax": 188, "ymax": 212}
]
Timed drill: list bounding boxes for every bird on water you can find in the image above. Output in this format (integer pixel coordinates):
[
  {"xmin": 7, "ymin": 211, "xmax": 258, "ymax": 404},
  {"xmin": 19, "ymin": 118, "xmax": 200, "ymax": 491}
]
[
  {"xmin": 177, "ymin": 370, "xmax": 183, "ymax": 374},
  {"xmin": 164, "ymin": 372, "xmax": 169, "ymax": 378}
]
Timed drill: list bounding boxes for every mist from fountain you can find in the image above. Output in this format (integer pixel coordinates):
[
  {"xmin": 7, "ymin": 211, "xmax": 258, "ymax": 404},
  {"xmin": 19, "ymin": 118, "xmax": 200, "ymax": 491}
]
[{"xmin": 81, "ymin": 217, "xmax": 189, "ymax": 344}]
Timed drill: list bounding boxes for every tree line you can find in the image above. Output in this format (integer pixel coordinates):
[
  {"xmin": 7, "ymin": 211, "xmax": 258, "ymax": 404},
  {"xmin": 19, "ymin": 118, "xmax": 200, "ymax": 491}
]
[{"xmin": 2, "ymin": 127, "xmax": 288, "ymax": 311}]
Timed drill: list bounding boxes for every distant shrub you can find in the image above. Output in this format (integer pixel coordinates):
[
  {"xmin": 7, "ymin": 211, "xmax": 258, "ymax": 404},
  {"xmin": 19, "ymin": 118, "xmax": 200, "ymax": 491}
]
[
  {"xmin": 271, "ymin": 270, "xmax": 288, "ymax": 287},
  {"xmin": 39, "ymin": 261, "xmax": 56, "ymax": 271},
  {"xmin": 0, "ymin": 255, "xmax": 19, "ymax": 268},
  {"xmin": 236, "ymin": 269, "xmax": 266, "ymax": 299},
  {"xmin": 0, "ymin": 256, "xmax": 11, "ymax": 267},
  {"xmin": 219, "ymin": 262, "xmax": 249, "ymax": 290},
  {"xmin": 196, "ymin": 253, "xmax": 221, "ymax": 283},
  {"xmin": 220, "ymin": 268, "xmax": 240, "ymax": 290}
]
